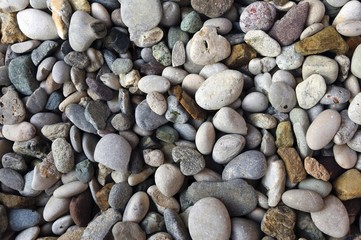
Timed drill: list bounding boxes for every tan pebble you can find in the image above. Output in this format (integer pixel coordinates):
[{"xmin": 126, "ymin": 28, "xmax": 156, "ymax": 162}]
[
  {"xmin": 40, "ymin": 73, "xmax": 62, "ymax": 95},
  {"xmin": 0, "ymin": 12, "xmax": 28, "ymax": 44},
  {"xmin": 123, "ymin": 191, "xmax": 149, "ymax": 223},
  {"xmin": 58, "ymin": 91, "xmax": 87, "ymax": 112},
  {"xmin": 143, "ymin": 149, "xmax": 164, "ymax": 167},
  {"xmin": 333, "ymin": 169, "xmax": 361, "ymax": 201},
  {"xmin": 49, "ymin": 0, "xmax": 72, "ymax": 39},
  {"xmin": 146, "ymin": 91, "xmax": 167, "ymax": 115},
  {"xmin": 304, "ymin": 156, "xmax": 330, "ymax": 181},
  {"xmin": 128, "ymin": 167, "xmax": 155, "ymax": 186},
  {"xmin": 95, "ymin": 183, "xmax": 113, "ymax": 211},
  {"xmin": 333, "ymin": 144, "xmax": 357, "ymax": 169},
  {"xmin": 68, "ymin": 0, "xmax": 90, "ymax": 12},
  {"xmin": 275, "ymin": 121, "xmax": 294, "ymax": 148},
  {"xmin": 147, "ymin": 185, "xmax": 180, "ymax": 214},
  {"xmin": 277, "ymin": 147, "xmax": 307, "ymax": 184}
]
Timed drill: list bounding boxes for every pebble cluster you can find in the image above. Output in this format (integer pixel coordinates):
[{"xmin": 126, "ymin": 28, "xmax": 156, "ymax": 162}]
[{"xmin": 0, "ymin": 0, "xmax": 361, "ymax": 239}]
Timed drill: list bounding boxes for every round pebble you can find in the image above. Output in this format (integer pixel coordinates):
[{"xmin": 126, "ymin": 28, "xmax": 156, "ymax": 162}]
[
  {"xmin": 239, "ymin": 2, "xmax": 277, "ymax": 33},
  {"xmin": 155, "ymin": 163, "xmax": 184, "ymax": 197}
]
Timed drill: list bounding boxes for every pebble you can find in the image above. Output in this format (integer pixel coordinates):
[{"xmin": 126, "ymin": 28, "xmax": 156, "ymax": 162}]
[
  {"xmin": 81, "ymin": 208, "xmax": 122, "ymax": 240},
  {"xmin": 147, "ymin": 185, "xmax": 180, "ymax": 214},
  {"xmin": 31, "ymin": 40, "xmax": 58, "ymax": 66},
  {"xmin": 112, "ymin": 222, "xmax": 146, "ymax": 240},
  {"xmin": 189, "ymin": 26, "xmax": 231, "ymax": 65},
  {"xmin": 204, "ymin": 18, "xmax": 233, "ymax": 35},
  {"xmin": 222, "ymin": 150, "xmax": 267, "ymax": 180},
  {"xmin": 248, "ymin": 113, "xmax": 278, "ymax": 129},
  {"xmin": 148, "ymin": 232, "xmax": 172, "ymax": 240},
  {"xmin": 70, "ymin": 190, "xmax": 93, "ymax": 227},
  {"xmin": 2, "ymin": 153, "xmax": 27, "ymax": 171},
  {"xmin": 275, "ymin": 121, "xmax": 294, "ymax": 148},
  {"xmin": 180, "ymin": 11, "xmax": 202, "ymax": 34},
  {"xmin": 0, "ymin": 0, "xmax": 29, "ymax": 12},
  {"xmin": 17, "ymin": 9, "xmax": 58, "ymax": 40},
  {"xmin": 2, "ymin": 121, "xmax": 36, "ymax": 142},
  {"xmin": 351, "ymin": 44, "xmax": 361, "ymax": 79},
  {"xmin": 172, "ymin": 146, "xmax": 205, "ymax": 176},
  {"xmin": 282, "ymin": 189, "xmax": 324, "ymax": 212},
  {"xmin": 268, "ymin": 82, "xmax": 297, "ymax": 112},
  {"xmin": 333, "ymin": 144, "xmax": 357, "ymax": 169},
  {"xmin": 43, "ymin": 195, "xmax": 71, "ymax": 222},
  {"xmin": 131, "ymin": 27, "xmax": 164, "ymax": 48},
  {"xmin": 122, "ymin": 191, "xmax": 149, "ymax": 222},
  {"xmin": 188, "ymin": 197, "xmax": 231, "ymax": 240},
  {"xmin": 26, "ymin": 87, "xmax": 48, "ymax": 114},
  {"xmin": 336, "ymin": 20, "xmax": 361, "ymax": 37},
  {"xmin": 262, "ymin": 157, "xmax": 286, "ymax": 207},
  {"xmin": 184, "ymin": 179, "xmax": 257, "ymax": 216},
  {"xmin": 333, "ymin": 169, "xmax": 361, "ymax": 200},
  {"xmin": 304, "ymin": 156, "xmax": 330, "ymax": 181},
  {"xmin": 306, "ymin": 109, "xmax": 341, "ymax": 150},
  {"xmin": 155, "ymin": 163, "xmax": 184, "ymax": 197},
  {"xmin": 195, "ymin": 70, "xmax": 243, "ymax": 110},
  {"xmin": 164, "ymin": 208, "xmax": 191, "ymax": 240},
  {"xmin": 104, "ymin": 28, "xmax": 129, "ymax": 54},
  {"xmin": 310, "ymin": 195, "xmax": 350, "ymax": 238},
  {"xmin": 52, "ymin": 138, "xmax": 74, "ymax": 173},
  {"xmin": 11, "ymin": 40, "xmax": 41, "ymax": 54},
  {"xmin": 8, "ymin": 209, "xmax": 41, "ymax": 232},
  {"xmin": 239, "ymin": 2, "xmax": 277, "ymax": 33},
  {"xmin": 135, "ymin": 100, "xmax": 168, "ymax": 131},
  {"xmin": 173, "ymin": 123, "xmax": 196, "ymax": 141},
  {"xmin": 160, "ymin": 1, "xmax": 180, "ymax": 27},
  {"xmin": 53, "ymin": 181, "xmax": 88, "ymax": 198},
  {"xmin": 302, "ymin": 55, "xmax": 339, "ymax": 84},
  {"xmin": 296, "ymin": 74, "xmax": 327, "ymax": 109},
  {"xmin": 268, "ymin": 2, "xmax": 309, "ymax": 46},
  {"xmin": 276, "ymin": 44, "xmax": 304, "ymax": 70},
  {"xmin": 195, "ymin": 121, "xmax": 215, "ymax": 155},
  {"xmin": 172, "ymin": 41, "xmax": 186, "ymax": 67},
  {"xmin": 212, "ymin": 107, "xmax": 248, "ymax": 135},
  {"xmin": 121, "ymin": 0, "xmax": 162, "ymax": 32},
  {"xmin": 231, "ymin": 218, "xmax": 262, "ymax": 240},
  {"xmin": 277, "ymin": 147, "xmax": 307, "ymax": 184},
  {"xmin": 332, "ymin": 0, "xmax": 361, "ymax": 26},
  {"xmin": 303, "ymin": 0, "xmax": 325, "ymax": 26},
  {"xmin": 36, "ymin": 57, "xmax": 56, "ymax": 81},
  {"xmin": 261, "ymin": 205, "xmax": 296, "ymax": 239},
  {"xmin": 296, "ymin": 211, "xmax": 325, "ymax": 240},
  {"xmin": 15, "ymin": 226, "xmax": 40, "ymax": 240},
  {"xmin": 0, "ymin": 168, "xmax": 25, "ymax": 191},
  {"xmin": 245, "ymin": 30, "xmax": 281, "ymax": 57},
  {"xmin": 191, "ymin": 0, "xmax": 233, "ymax": 18},
  {"xmin": 108, "ymin": 182, "xmax": 132, "ymax": 211},
  {"xmin": 64, "ymin": 52, "xmax": 90, "ymax": 70},
  {"xmin": 165, "ymin": 95, "xmax": 189, "ymax": 124},
  {"xmin": 94, "ymin": 133, "xmax": 131, "ymax": 172},
  {"xmin": 52, "ymin": 215, "xmax": 73, "ymax": 235},
  {"xmin": 156, "ymin": 125, "xmax": 179, "ymax": 143}
]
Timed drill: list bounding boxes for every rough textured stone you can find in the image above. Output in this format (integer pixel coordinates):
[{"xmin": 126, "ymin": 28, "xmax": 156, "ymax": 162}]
[
  {"xmin": 304, "ymin": 156, "xmax": 330, "ymax": 181},
  {"xmin": 0, "ymin": 12, "xmax": 28, "ymax": 44},
  {"xmin": 191, "ymin": 0, "xmax": 234, "ymax": 18},
  {"xmin": 333, "ymin": 169, "xmax": 361, "ymax": 201},
  {"xmin": 8, "ymin": 55, "xmax": 38, "ymax": 95},
  {"xmin": 0, "ymin": 87, "xmax": 26, "ymax": 125},
  {"xmin": 277, "ymin": 147, "xmax": 307, "ymax": 184},
  {"xmin": 261, "ymin": 206, "xmax": 296, "ymax": 240},
  {"xmin": 224, "ymin": 43, "xmax": 257, "ymax": 68}
]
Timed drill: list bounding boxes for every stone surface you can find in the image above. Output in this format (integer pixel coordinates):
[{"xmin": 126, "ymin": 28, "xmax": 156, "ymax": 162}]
[
  {"xmin": 304, "ymin": 156, "xmax": 330, "ymax": 181},
  {"xmin": 239, "ymin": 1, "xmax": 276, "ymax": 33},
  {"xmin": 302, "ymin": 55, "xmax": 339, "ymax": 84},
  {"xmin": 191, "ymin": 0, "xmax": 234, "ymax": 18},
  {"xmin": 94, "ymin": 133, "xmax": 132, "ymax": 172},
  {"xmin": 261, "ymin": 206, "xmax": 296, "ymax": 240},
  {"xmin": 262, "ymin": 157, "xmax": 286, "ymax": 207},
  {"xmin": 195, "ymin": 70, "xmax": 243, "ymax": 110},
  {"xmin": 2, "ymin": 121, "xmax": 36, "ymax": 142},
  {"xmin": 0, "ymin": 12, "xmax": 28, "ymax": 44},
  {"xmin": 268, "ymin": 82, "xmax": 297, "ymax": 113},
  {"xmin": 306, "ymin": 109, "xmax": 341, "ymax": 150},
  {"xmin": 52, "ymin": 138, "xmax": 74, "ymax": 173},
  {"xmin": 0, "ymin": 168, "xmax": 24, "ymax": 191},
  {"xmin": 123, "ymin": 191, "xmax": 149, "ymax": 223},
  {"xmin": 135, "ymin": 100, "xmax": 168, "ymax": 131},
  {"xmin": 155, "ymin": 163, "xmax": 184, "ymax": 197},
  {"xmin": 180, "ymin": 11, "xmax": 202, "ymax": 34},
  {"xmin": 212, "ymin": 107, "xmax": 248, "ymax": 134},
  {"xmin": 189, "ymin": 26, "xmax": 231, "ymax": 66},
  {"xmin": 164, "ymin": 208, "xmax": 191, "ymax": 240},
  {"xmin": 277, "ymin": 147, "xmax": 307, "ymax": 184},
  {"xmin": 112, "ymin": 222, "xmax": 146, "ymax": 240},
  {"xmin": 282, "ymin": 189, "xmax": 324, "ymax": 212},
  {"xmin": 183, "ymin": 179, "xmax": 257, "ymax": 216},
  {"xmin": 172, "ymin": 146, "xmax": 205, "ymax": 176},
  {"xmin": 310, "ymin": 195, "xmax": 350, "ymax": 238},
  {"xmin": 224, "ymin": 43, "xmax": 257, "ymax": 68},
  {"xmin": 70, "ymin": 190, "xmax": 94, "ymax": 227},
  {"xmin": 222, "ymin": 150, "xmax": 267, "ymax": 180},
  {"xmin": 333, "ymin": 169, "xmax": 361, "ymax": 201}
]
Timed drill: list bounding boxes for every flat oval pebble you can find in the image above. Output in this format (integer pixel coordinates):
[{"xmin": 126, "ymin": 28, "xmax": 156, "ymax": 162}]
[
  {"xmin": 310, "ymin": 195, "xmax": 350, "ymax": 238},
  {"xmin": 212, "ymin": 134, "xmax": 245, "ymax": 164},
  {"xmin": 43, "ymin": 196, "xmax": 71, "ymax": 222},
  {"xmin": 195, "ymin": 70, "xmax": 243, "ymax": 110},
  {"xmin": 123, "ymin": 191, "xmax": 149, "ymax": 223},
  {"xmin": 17, "ymin": 9, "xmax": 58, "ymax": 40},
  {"xmin": 8, "ymin": 209, "xmax": 41, "ymax": 232},
  {"xmin": 52, "ymin": 215, "xmax": 73, "ymax": 235},
  {"xmin": 155, "ymin": 163, "xmax": 184, "ymax": 197},
  {"xmin": 94, "ymin": 133, "xmax": 131, "ymax": 172},
  {"xmin": 306, "ymin": 109, "xmax": 341, "ymax": 150},
  {"xmin": 298, "ymin": 178, "xmax": 333, "ymax": 198},
  {"xmin": 0, "ymin": 168, "xmax": 25, "ymax": 191},
  {"xmin": 15, "ymin": 226, "xmax": 40, "ymax": 240},
  {"xmin": 188, "ymin": 197, "xmax": 231, "ymax": 240},
  {"xmin": 212, "ymin": 107, "xmax": 248, "ymax": 135},
  {"xmin": 2, "ymin": 121, "xmax": 36, "ymax": 142},
  {"xmin": 302, "ymin": 55, "xmax": 339, "ymax": 84},
  {"xmin": 282, "ymin": 189, "xmax": 324, "ymax": 212},
  {"xmin": 138, "ymin": 75, "xmax": 170, "ymax": 94},
  {"xmin": 333, "ymin": 144, "xmax": 357, "ymax": 169},
  {"xmin": 53, "ymin": 181, "xmax": 88, "ymax": 198},
  {"xmin": 222, "ymin": 150, "xmax": 267, "ymax": 180}
]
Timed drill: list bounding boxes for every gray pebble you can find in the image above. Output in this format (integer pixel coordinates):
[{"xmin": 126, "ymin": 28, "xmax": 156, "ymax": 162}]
[
  {"xmin": 156, "ymin": 125, "xmax": 179, "ymax": 143},
  {"xmin": 0, "ymin": 66, "xmax": 10, "ymax": 87},
  {"xmin": 64, "ymin": 51, "xmax": 90, "ymax": 69},
  {"xmin": 52, "ymin": 61, "xmax": 71, "ymax": 84},
  {"xmin": 164, "ymin": 208, "xmax": 191, "ymax": 240},
  {"xmin": 108, "ymin": 182, "xmax": 132, "ymax": 211},
  {"xmin": 135, "ymin": 100, "xmax": 168, "ymax": 131},
  {"xmin": 268, "ymin": 82, "xmax": 297, "ymax": 112},
  {"xmin": 8, "ymin": 209, "xmax": 41, "ymax": 231},
  {"xmin": 65, "ymin": 104, "xmax": 97, "ymax": 134},
  {"xmin": 160, "ymin": 1, "xmax": 180, "ymax": 27},
  {"xmin": 1, "ymin": 152, "xmax": 27, "ymax": 171},
  {"xmin": 298, "ymin": 178, "xmax": 332, "ymax": 198},
  {"xmin": 82, "ymin": 132, "xmax": 98, "ymax": 160},
  {"xmin": 152, "ymin": 41, "xmax": 172, "ymax": 67},
  {"xmin": 172, "ymin": 41, "xmax": 186, "ymax": 67},
  {"xmin": 69, "ymin": 125, "xmax": 82, "ymax": 153},
  {"xmin": 289, "ymin": 108, "xmax": 312, "ymax": 158},
  {"xmin": 111, "ymin": 58, "xmax": 133, "ymax": 75},
  {"xmin": 320, "ymin": 85, "xmax": 351, "ymax": 105},
  {"xmin": 31, "ymin": 40, "xmax": 58, "ymax": 66},
  {"xmin": 242, "ymin": 92, "xmax": 269, "ymax": 113},
  {"xmin": 52, "ymin": 138, "xmax": 74, "ymax": 173},
  {"xmin": 0, "ymin": 87, "xmax": 26, "ymax": 125},
  {"xmin": 245, "ymin": 124, "xmax": 262, "ymax": 149},
  {"xmin": 222, "ymin": 150, "xmax": 267, "ymax": 180},
  {"xmin": 84, "ymin": 100, "xmax": 111, "ymax": 130},
  {"xmin": 183, "ymin": 179, "xmax": 257, "ymax": 216},
  {"xmin": 140, "ymin": 212, "xmax": 165, "ymax": 235},
  {"xmin": 334, "ymin": 109, "xmax": 358, "ymax": 145},
  {"xmin": 86, "ymin": 76, "xmax": 114, "ymax": 101},
  {"xmin": 167, "ymin": 27, "xmax": 189, "ymax": 49},
  {"xmin": 212, "ymin": 134, "xmax": 246, "ymax": 164},
  {"xmin": 260, "ymin": 129, "xmax": 277, "ymax": 157},
  {"xmin": 172, "ymin": 146, "xmax": 205, "ymax": 176},
  {"xmin": 296, "ymin": 211, "xmax": 326, "ymax": 240},
  {"xmin": 111, "ymin": 113, "xmax": 133, "ymax": 131},
  {"xmin": 75, "ymin": 159, "xmax": 94, "ymax": 183},
  {"xmin": 36, "ymin": 57, "xmax": 56, "ymax": 81},
  {"xmin": 11, "ymin": 40, "xmax": 41, "ymax": 54},
  {"xmin": 112, "ymin": 222, "xmax": 146, "ymax": 240},
  {"xmin": 180, "ymin": 11, "xmax": 203, "ymax": 34},
  {"xmin": 70, "ymin": 67, "xmax": 87, "ymax": 92},
  {"xmin": 123, "ymin": 191, "xmax": 149, "ymax": 222},
  {"xmin": 25, "ymin": 87, "xmax": 47, "ymax": 114},
  {"xmin": 0, "ymin": 168, "xmax": 25, "ymax": 191},
  {"xmin": 231, "ymin": 218, "xmax": 262, "ymax": 240},
  {"xmin": 165, "ymin": 95, "xmax": 189, "ymax": 124},
  {"xmin": 173, "ymin": 123, "xmax": 196, "ymax": 141},
  {"xmin": 213, "ymin": 107, "xmax": 248, "ymax": 134}
]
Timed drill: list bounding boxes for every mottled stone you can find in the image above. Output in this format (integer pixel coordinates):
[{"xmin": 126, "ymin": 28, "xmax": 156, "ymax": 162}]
[
  {"xmin": 8, "ymin": 55, "xmax": 38, "ymax": 95},
  {"xmin": 0, "ymin": 12, "xmax": 28, "ymax": 44},
  {"xmin": 261, "ymin": 206, "xmax": 296, "ymax": 240},
  {"xmin": 295, "ymin": 26, "xmax": 349, "ymax": 55},
  {"xmin": 0, "ymin": 87, "xmax": 26, "ymax": 125},
  {"xmin": 191, "ymin": 0, "xmax": 234, "ymax": 18},
  {"xmin": 304, "ymin": 156, "xmax": 330, "ymax": 181},
  {"xmin": 52, "ymin": 138, "xmax": 74, "ymax": 173},
  {"xmin": 275, "ymin": 121, "xmax": 294, "ymax": 147},
  {"xmin": 333, "ymin": 169, "xmax": 361, "ymax": 201},
  {"xmin": 180, "ymin": 11, "xmax": 202, "ymax": 34},
  {"xmin": 277, "ymin": 147, "xmax": 307, "ymax": 184},
  {"xmin": 112, "ymin": 222, "xmax": 146, "ymax": 240},
  {"xmin": 172, "ymin": 146, "xmax": 205, "ymax": 176},
  {"xmin": 0, "ymin": 192, "xmax": 36, "ymax": 209},
  {"xmin": 224, "ymin": 43, "xmax": 257, "ymax": 68}
]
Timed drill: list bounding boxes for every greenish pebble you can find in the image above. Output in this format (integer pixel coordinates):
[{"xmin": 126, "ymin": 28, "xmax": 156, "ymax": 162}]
[
  {"xmin": 180, "ymin": 11, "xmax": 203, "ymax": 34},
  {"xmin": 75, "ymin": 159, "xmax": 95, "ymax": 183},
  {"xmin": 8, "ymin": 55, "xmax": 39, "ymax": 96},
  {"xmin": 152, "ymin": 41, "xmax": 172, "ymax": 67},
  {"xmin": 156, "ymin": 125, "xmax": 179, "ymax": 143},
  {"xmin": 167, "ymin": 27, "xmax": 189, "ymax": 49}
]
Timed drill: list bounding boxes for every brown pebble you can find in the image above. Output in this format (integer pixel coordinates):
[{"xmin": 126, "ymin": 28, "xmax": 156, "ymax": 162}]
[
  {"xmin": 0, "ymin": 12, "xmax": 28, "ymax": 44},
  {"xmin": 345, "ymin": 36, "xmax": 361, "ymax": 59},
  {"xmin": 304, "ymin": 156, "xmax": 330, "ymax": 181},
  {"xmin": 261, "ymin": 205, "xmax": 296, "ymax": 240},
  {"xmin": 0, "ymin": 192, "xmax": 36, "ymax": 208},
  {"xmin": 277, "ymin": 147, "xmax": 307, "ymax": 184},
  {"xmin": 58, "ymin": 226, "xmax": 85, "ymax": 240},
  {"xmin": 333, "ymin": 169, "xmax": 361, "ymax": 201},
  {"xmin": 95, "ymin": 183, "xmax": 114, "ymax": 211},
  {"xmin": 70, "ymin": 190, "xmax": 94, "ymax": 227},
  {"xmin": 224, "ymin": 43, "xmax": 257, "ymax": 68},
  {"xmin": 294, "ymin": 26, "xmax": 349, "ymax": 55}
]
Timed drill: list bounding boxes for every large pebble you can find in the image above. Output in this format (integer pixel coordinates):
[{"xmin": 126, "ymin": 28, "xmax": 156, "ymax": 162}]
[
  {"xmin": 351, "ymin": 44, "xmax": 361, "ymax": 79},
  {"xmin": 222, "ymin": 150, "xmax": 267, "ymax": 180},
  {"xmin": 53, "ymin": 181, "xmax": 88, "ymax": 198},
  {"xmin": 2, "ymin": 121, "xmax": 36, "ymax": 142},
  {"xmin": 94, "ymin": 133, "xmax": 131, "ymax": 172},
  {"xmin": 0, "ymin": 0, "xmax": 29, "ymax": 12},
  {"xmin": 310, "ymin": 195, "xmax": 350, "ymax": 238},
  {"xmin": 155, "ymin": 163, "xmax": 184, "ymax": 197},
  {"xmin": 123, "ymin": 191, "xmax": 149, "ymax": 223},
  {"xmin": 17, "ymin": 9, "xmax": 58, "ymax": 40},
  {"xmin": 332, "ymin": 0, "xmax": 361, "ymax": 26},
  {"xmin": 241, "ymin": 92, "xmax": 269, "ymax": 113},
  {"xmin": 282, "ymin": 189, "xmax": 324, "ymax": 212},
  {"xmin": 239, "ymin": 2, "xmax": 276, "ymax": 33},
  {"xmin": 189, "ymin": 26, "xmax": 231, "ymax": 65},
  {"xmin": 306, "ymin": 109, "xmax": 341, "ymax": 150},
  {"xmin": 184, "ymin": 179, "xmax": 257, "ymax": 216},
  {"xmin": 296, "ymin": 74, "xmax": 327, "ymax": 109},
  {"xmin": 268, "ymin": 82, "xmax": 297, "ymax": 112},
  {"xmin": 244, "ymin": 30, "xmax": 281, "ymax": 57},
  {"xmin": 188, "ymin": 197, "xmax": 231, "ymax": 240},
  {"xmin": 138, "ymin": 75, "xmax": 170, "ymax": 94},
  {"xmin": 195, "ymin": 70, "xmax": 243, "ymax": 110},
  {"xmin": 52, "ymin": 138, "xmax": 74, "ymax": 173},
  {"xmin": 212, "ymin": 107, "xmax": 248, "ymax": 135},
  {"xmin": 121, "ymin": 0, "xmax": 162, "ymax": 32},
  {"xmin": 43, "ymin": 196, "xmax": 71, "ymax": 222},
  {"xmin": 212, "ymin": 134, "xmax": 245, "ymax": 164},
  {"xmin": 302, "ymin": 55, "xmax": 339, "ymax": 84},
  {"xmin": 112, "ymin": 222, "xmax": 146, "ymax": 240},
  {"xmin": 8, "ymin": 209, "xmax": 41, "ymax": 231}
]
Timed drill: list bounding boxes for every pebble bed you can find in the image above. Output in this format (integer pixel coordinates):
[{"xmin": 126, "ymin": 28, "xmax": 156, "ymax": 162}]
[{"xmin": 0, "ymin": 0, "xmax": 361, "ymax": 239}]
